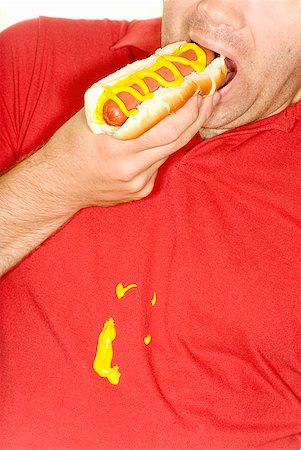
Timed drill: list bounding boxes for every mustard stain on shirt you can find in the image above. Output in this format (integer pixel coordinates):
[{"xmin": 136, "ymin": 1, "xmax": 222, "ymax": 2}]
[{"xmin": 93, "ymin": 317, "xmax": 121, "ymax": 385}]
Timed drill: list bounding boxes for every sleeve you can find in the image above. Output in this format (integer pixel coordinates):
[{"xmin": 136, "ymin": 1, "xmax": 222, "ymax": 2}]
[
  {"xmin": 0, "ymin": 17, "xmax": 134, "ymax": 173},
  {"xmin": 0, "ymin": 19, "xmax": 40, "ymax": 172},
  {"xmin": 0, "ymin": 16, "xmax": 160, "ymax": 174}
]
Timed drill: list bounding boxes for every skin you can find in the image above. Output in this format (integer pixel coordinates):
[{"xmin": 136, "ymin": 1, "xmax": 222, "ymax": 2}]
[
  {"xmin": 0, "ymin": 95, "xmax": 217, "ymax": 275},
  {"xmin": 162, "ymin": 0, "xmax": 301, "ymax": 138},
  {"xmin": 1, "ymin": 1, "xmax": 301, "ymax": 275}
]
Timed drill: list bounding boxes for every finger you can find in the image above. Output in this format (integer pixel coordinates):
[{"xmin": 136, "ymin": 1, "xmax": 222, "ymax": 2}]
[
  {"xmin": 105, "ymin": 94, "xmax": 204, "ymax": 158},
  {"xmin": 138, "ymin": 95, "xmax": 203, "ymax": 149},
  {"xmin": 134, "ymin": 94, "xmax": 217, "ymax": 168},
  {"xmin": 165, "ymin": 94, "xmax": 217, "ymax": 150},
  {"xmin": 99, "ymin": 92, "xmax": 218, "ymax": 174}
]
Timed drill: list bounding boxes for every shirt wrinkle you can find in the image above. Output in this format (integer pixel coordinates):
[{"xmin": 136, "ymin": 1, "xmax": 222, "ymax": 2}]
[
  {"xmin": 178, "ymin": 100, "xmax": 301, "ymax": 177},
  {"xmin": 111, "ymin": 17, "xmax": 162, "ymax": 54}
]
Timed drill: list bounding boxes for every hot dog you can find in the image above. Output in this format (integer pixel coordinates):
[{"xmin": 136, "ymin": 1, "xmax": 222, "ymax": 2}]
[{"xmin": 85, "ymin": 41, "xmax": 227, "ymax": 140}]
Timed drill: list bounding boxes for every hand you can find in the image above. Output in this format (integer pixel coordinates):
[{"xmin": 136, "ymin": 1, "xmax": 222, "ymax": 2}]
[
  {"xmin": 46, "ymin": 92, "xmax": 220, "ymax": 210},
  {"xmin": 0, "ymin": 92, "xmax": 220, "ymax": 275}
]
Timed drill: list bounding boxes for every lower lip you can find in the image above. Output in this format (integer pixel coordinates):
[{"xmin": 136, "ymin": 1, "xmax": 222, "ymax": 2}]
[
  {"xmin": 219, "ymin": 72, "xmax": 237, "ymax": 98},
  {"xmin": 218, "ymin": 57, "xmax": 238, "ymax": 97}
]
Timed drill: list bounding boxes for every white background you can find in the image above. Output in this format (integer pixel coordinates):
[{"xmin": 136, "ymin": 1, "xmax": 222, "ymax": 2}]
[{"xmin": 0, "ymin": 0, "xmax": 163, "ymax": 31}]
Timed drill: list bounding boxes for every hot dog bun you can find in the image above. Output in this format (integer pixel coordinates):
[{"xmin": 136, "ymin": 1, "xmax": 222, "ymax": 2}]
[{"xmin": 84, "ymin": 41, "xmax": 227, "ymax": 140}]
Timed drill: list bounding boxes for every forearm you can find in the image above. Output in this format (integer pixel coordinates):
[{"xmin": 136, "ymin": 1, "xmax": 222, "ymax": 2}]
[
  {"xmin": 0, "ymin": 145, "xmax": 78, "ymax": 277},
  {"xmin": 0, "ymin": 95, "xmax": 218, "ymax": 276}
]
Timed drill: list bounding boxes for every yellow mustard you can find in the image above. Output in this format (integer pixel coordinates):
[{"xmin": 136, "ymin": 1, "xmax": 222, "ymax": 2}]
[
  {"xmin": 96, "ymin": 43, "xmax": 206, "ymax": 123},
  {"xmin": 151, "ymin": 292, "xmax": 157, "ymax": 306},
  {"xmin": 93, "ymin": 317, "xmax": 121, "ymax": 385},
  {"xmin": 115, "ymin": 282, "xmax": 137, "ymax": 299},
  {"xmin": 144, "ymin": 335, "xmax": 152, "ymax": 345}
]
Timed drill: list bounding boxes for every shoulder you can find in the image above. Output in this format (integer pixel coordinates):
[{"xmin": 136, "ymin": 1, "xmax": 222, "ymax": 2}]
[
  {"xmin": 0, "ymin": 17, "xmax": 133, "ymax": 169},
  {"xmin": 0, "ymin": 15, "xmax": 162, "ymax": 100},
  {"xmin": 0, "ymin": 16, "xmax": 162, "ymax": 170},
  {"xmin": 0, "ymin": 16, "xmax": 133, "ymax": 74},
  {"xmin": 1, "ymin": 16, "xmax": 162, "ymax": 64}
]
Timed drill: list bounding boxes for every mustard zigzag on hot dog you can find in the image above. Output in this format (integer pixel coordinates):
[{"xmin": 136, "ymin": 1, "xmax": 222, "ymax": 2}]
[{"xmin": 85, "ymin": 41, "xmax": 227, "ymax": 140}]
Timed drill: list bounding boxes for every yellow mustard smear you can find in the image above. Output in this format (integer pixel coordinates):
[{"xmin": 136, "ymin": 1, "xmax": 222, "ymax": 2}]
[
  {"xmin": 95, "ymin": 43, "xmax": 207, "ymax": 123},
  {"xmin": 93, "ymin": 317, "xmax": 121, "ymax": 385},
  {"xmin": 151, "ymin": 292, "xmax": 157, "ymax": 306},
  {"xmin": 115, "ymin": 282, "xmax": 137, "ymax": 299},
  {"xmin": 144, "ymin": 335, "xmax": 152, "ymax": 345}
]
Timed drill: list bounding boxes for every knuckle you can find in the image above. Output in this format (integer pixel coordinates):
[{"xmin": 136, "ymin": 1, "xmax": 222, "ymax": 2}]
[
  {"xmin": 143, "ymin": 182, "xmax": 155, "ymax": 197},
  {"xmin": 115, "ymin": 163, "xmax": 138, "ymax": 183},
  {"xmin": 134, "ymin": 175, "xmax": 156, "ymax": 200},
  {"xmin": 134, "ymin": 184, "xmax": 153, "ymax": 200},
  {"xmin": 127, "ymin": 176, "xmax": 146, "ymax": 194}
]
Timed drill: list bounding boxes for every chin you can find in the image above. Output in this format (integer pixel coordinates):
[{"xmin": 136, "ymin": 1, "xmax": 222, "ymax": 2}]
[
  {"xmin": 202, "ymin": 104, "xmax": 250, "ymax": 133},
  {"xmin": 207, "ymin": 84, "xmax": 256, "ymax": 130}
]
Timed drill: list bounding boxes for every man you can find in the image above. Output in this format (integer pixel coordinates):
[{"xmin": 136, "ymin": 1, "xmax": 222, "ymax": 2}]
[{"xmin": 1, "ymin": 0, "xmax": 300, "ymax": 448}]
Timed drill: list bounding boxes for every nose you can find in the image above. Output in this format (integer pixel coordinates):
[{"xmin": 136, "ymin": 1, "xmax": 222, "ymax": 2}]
[{"xmin": 197, "ymin": 0, "xmax": 246, "ymax": 31}]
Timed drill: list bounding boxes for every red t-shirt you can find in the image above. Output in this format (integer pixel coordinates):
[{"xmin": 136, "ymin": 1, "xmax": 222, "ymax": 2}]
[{"xmin": 1, "ymin": 17, "xmax": 301, "ymax": 450}]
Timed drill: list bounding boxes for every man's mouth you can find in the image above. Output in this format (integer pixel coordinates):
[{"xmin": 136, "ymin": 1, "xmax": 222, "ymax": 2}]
[
  {"xmin": 220, "ymin": 56, "xmax": 237, "ymax": 89},
  {"xmin": 211, "ymin": 51, "xmax": 237, "ymax": 90},
  {"xmin": 191, "ymin": 40, "xmax": 238, "ymax": 90}
]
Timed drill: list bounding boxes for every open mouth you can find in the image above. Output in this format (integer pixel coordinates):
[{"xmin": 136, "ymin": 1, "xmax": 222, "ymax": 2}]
[
  {"xmin": 211, "ymin": 51, "xmax": 237, "ymax": 89},
  {"xmin": 219, "ymin": 57, "xmax": 237, "ymax": 89},
  {"xmin": 190, "ymin": 41, "xmax": 238, "ymax": 90}
]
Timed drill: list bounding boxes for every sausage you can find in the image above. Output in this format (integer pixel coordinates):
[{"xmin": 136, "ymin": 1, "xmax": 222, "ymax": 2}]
[
  {"xmin": 84, "ymin": 41, "xmax": 227, "ymax": 139},
  {"xmin": 103, "ymin": 47, "xmax": 216, "ymax": 127}
]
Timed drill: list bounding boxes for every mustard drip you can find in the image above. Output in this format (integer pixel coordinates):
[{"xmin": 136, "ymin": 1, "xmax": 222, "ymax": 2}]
[
  {"xmin": 96, "ymin": 43, "xmax": 207, "ymax": 124},
  {"xmin": 93, "ymin": 317, "xmax": 121, "ymax": 385}
]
